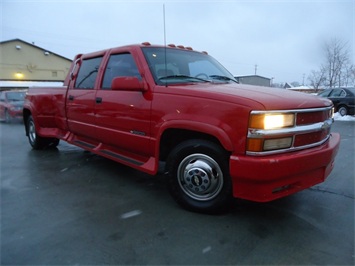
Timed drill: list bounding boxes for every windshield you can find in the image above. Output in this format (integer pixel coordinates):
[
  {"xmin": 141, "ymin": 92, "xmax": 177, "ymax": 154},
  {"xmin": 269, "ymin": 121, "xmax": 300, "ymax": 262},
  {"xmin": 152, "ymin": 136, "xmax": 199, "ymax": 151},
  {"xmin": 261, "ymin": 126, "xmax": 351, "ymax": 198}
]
[
  {"xmin": 7, "ymin": 92, "xmax": 26, "ymax": 101},
  {"xmin": 142, "ymin": 47, "xmax": 237, "ymax": 85}
]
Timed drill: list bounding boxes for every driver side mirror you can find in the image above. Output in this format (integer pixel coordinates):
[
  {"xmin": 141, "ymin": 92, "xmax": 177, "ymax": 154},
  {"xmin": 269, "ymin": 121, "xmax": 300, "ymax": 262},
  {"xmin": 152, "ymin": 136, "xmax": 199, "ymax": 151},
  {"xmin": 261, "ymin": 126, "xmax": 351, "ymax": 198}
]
[{"xmin": 111, "ymin": 77, "xmax": 145, "ymax": 91}]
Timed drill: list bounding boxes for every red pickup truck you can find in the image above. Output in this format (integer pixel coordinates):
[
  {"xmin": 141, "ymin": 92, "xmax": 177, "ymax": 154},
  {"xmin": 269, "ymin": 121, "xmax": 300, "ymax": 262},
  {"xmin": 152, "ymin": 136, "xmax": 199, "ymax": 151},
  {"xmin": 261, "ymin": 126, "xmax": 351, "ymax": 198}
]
[{"xmin": 23, "ymin": 43, "xmax": 340, "ymax": 213}]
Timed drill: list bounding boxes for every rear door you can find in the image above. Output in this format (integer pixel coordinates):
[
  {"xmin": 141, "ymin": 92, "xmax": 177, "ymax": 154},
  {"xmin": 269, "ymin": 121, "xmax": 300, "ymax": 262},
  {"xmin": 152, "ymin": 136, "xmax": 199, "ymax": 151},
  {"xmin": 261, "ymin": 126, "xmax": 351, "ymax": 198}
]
[{"xmin": 66, "ymin": 55, "xmax": 103, "ymax": 141}]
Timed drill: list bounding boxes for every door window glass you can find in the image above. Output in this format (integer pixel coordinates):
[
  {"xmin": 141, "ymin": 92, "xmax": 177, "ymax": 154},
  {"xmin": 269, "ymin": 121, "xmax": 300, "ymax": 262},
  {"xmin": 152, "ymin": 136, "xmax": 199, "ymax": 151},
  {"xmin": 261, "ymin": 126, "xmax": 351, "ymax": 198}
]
[
  {"xmin": 102, "ymin": 53, "xmax": 141, "ymax": 89},
  {"xmin": 330, "ymin": 89, "xmax": 343, "ymax": 97},
  {"xmin": 318, "ymin": 90, "xmax": 330, "ymax": 97},
  {"xmin": 75, "ymin": 57, "xmax": 103, "ymax": 89}
]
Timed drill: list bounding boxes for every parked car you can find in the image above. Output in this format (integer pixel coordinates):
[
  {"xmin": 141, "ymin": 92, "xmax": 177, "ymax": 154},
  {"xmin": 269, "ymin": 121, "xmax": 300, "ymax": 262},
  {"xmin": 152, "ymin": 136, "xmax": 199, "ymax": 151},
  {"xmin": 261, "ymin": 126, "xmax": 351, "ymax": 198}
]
[
  {"xmin": 318, "ymin": 87, "xmax": 355, "ymax": 116},
  {"xmin": 0, "ymin": 90, "xmax": 27, "ymax": 123}
]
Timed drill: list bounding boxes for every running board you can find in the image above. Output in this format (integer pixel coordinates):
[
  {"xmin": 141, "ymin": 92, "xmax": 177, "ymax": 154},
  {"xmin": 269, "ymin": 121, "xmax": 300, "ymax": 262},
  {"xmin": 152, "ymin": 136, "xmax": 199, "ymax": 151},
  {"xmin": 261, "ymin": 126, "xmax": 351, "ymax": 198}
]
[
  {"xmin": 71, "ymin": 139, "xmax": 156, "ymax": 173},
  {"xmin": 74, "ymin": 140, "xmax": 96, "ymax": 149},
  {"xmin": 100, "ymin": 150, "xmax": 143, "ymax": 166}
]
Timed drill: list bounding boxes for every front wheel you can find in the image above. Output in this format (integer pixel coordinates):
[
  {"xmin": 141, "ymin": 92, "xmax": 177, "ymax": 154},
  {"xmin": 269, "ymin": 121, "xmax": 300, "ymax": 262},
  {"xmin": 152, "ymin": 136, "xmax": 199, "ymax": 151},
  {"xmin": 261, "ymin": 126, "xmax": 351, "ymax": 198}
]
[
  {"xmin": 27, "ymin": 115, "xmax": 59, "ymax": 149},
  {"xmin": 166, "ymin": 140, "xmax": 232, "ymax": 213}
]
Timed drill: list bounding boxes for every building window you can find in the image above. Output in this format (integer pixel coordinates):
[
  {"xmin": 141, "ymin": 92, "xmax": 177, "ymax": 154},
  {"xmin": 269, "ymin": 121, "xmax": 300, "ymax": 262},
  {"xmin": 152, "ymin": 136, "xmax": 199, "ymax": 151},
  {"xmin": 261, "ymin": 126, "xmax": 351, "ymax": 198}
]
[{"xmin": 52, "ymin": 71, "xmax": 58, "ymax": 77}]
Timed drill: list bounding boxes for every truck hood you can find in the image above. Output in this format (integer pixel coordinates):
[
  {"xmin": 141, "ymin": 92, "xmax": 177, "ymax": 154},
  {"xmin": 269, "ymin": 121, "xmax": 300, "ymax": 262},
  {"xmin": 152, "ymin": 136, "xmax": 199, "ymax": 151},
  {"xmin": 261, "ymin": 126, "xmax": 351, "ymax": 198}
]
[{"xmin": 173, "ymin": 83, "xmax": 333, "ymax": 110}]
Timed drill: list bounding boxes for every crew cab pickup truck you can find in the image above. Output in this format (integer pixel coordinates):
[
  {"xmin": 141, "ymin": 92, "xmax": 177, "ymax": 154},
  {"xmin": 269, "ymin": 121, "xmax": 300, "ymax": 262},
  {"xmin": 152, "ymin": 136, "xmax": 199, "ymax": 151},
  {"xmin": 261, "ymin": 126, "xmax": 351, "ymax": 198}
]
[{"xmin": 23, "ymin": 42, "xmax": 340, "ymax": 213}]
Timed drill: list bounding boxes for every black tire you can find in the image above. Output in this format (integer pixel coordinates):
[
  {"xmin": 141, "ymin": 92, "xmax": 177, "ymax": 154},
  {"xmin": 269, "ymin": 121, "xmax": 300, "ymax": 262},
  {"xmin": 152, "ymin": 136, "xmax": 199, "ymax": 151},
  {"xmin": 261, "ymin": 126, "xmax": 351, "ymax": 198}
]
[
  {"xmin": 27, "ymin": 115, "xmax": 59, "ymax": 150},
  {"xmin": 338, "ymin": 105, "xmax": 348, "ymax": 116},
  {"xmin": 166, "ymin": 139, "xmax": 232, "ymax": 214}
]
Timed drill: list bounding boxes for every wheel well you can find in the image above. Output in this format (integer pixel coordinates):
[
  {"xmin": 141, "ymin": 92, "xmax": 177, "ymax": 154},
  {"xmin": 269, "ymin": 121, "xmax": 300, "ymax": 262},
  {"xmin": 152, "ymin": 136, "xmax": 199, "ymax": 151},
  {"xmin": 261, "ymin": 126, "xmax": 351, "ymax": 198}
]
[
  {"xmin": 23, "ymin": 109, "xmax": 31, "ymax": 135},
  {"xmin": 159, "ymin": 128, "xmax": 226, "ymax": 161},
  {"xmin": 337, "ymin": 104, "xmax": 347, "ymax": 110}
]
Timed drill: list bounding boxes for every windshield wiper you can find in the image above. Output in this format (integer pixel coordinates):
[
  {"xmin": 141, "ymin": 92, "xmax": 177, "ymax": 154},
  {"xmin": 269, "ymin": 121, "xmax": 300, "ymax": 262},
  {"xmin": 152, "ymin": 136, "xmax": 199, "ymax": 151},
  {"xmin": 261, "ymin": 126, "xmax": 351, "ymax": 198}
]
[
  {"xmin": 209, "ymin": 75, "xmax": 238, "ymax": 83},
  {"xmin": 158, "ymin": 75, "xmax": 211, "ymax": 83}
]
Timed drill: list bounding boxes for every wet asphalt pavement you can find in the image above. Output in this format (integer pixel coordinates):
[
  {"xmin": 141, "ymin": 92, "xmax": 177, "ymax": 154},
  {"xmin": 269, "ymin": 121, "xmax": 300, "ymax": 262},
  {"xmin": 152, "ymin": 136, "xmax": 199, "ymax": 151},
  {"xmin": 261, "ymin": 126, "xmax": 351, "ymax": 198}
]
[{"xmin": 1, "ymin": 121, "xmax": 354, "ymax": 265}]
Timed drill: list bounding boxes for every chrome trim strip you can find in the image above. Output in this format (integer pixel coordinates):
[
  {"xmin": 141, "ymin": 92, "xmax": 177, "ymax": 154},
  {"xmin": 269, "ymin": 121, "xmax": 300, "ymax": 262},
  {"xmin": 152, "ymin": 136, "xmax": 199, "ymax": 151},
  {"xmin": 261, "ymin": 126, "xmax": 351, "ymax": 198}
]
[
  {"xmin": 246, "ymin": 134, "xmax": 331, "ymax": 156},
  {"xmin": 70, "ymin": 58, "xmax": 81, "ymax": 80},
  {"xmin": 250, "ymin": 106, "xmax": 333, "ymax": 115},
  {"xmin": 248, "ymin": 118, "xmax": 333, "ymax": 138}
]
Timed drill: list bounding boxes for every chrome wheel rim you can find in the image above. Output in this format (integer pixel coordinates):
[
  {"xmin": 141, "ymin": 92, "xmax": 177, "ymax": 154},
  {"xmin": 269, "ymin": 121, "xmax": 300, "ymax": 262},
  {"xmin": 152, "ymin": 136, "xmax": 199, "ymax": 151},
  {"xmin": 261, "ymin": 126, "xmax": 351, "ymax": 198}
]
[
  {"xmin": 28, "ymin": 120, "xmax": 36, "ymax": 144},
  {"xmin": 339, "ymin": 107, "xmax": 347, "ymax": 116},
  {"xmin": 177, "ymin": 153, "xmax": 223, "ymax": 201}
]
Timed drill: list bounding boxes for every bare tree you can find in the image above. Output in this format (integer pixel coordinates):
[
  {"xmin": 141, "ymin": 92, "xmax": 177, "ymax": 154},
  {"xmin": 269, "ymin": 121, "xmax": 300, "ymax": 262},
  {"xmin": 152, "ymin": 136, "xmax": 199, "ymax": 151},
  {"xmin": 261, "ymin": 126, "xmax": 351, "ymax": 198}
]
[
  {"xmin": 349, "ymin": 65, "xmax": 355, "ymax": 86},
  {"xmin": 341, "ymin": 62, "xmax": 355, "ymax": 87},
  {"xmin": 322, "ymin": 38, "xmax": 351, "ymax": 88},
  {"xmin": 308, "ymin": 68, "xmax": 326, "ymax": 92},
  {"xmin": 308, "ymin": 38, "xmax": 354, "ymax": 88}
]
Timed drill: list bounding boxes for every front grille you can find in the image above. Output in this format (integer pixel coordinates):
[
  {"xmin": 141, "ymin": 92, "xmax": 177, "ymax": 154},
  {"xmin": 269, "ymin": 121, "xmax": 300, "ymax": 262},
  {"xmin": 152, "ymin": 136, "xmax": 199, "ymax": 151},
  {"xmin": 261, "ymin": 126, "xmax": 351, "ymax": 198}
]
[
  {"xmin": 294, "ymin": 129, "xmax": 330, "ymax": 147},
  {"xmin": 296, "ymin": 108, "xmax": 333, "ymax": 125}
]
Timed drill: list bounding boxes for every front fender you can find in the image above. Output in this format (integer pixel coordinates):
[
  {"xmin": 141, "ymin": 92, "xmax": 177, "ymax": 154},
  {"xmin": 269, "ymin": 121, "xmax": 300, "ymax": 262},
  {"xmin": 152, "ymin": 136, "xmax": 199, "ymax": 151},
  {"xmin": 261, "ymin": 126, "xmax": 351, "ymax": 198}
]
[{"xmin": 157, "ymin": 119, "xmax": 234, "ymax": 152}]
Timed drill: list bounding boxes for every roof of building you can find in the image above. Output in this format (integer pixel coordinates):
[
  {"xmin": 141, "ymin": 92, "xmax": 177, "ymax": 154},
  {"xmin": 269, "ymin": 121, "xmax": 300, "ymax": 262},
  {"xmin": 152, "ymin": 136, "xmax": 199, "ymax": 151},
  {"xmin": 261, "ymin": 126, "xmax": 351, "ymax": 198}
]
[
  {"xmin": 0, "ymin": 38, "xmax": 72, "ymax": 61},
  {"xmin": 286, "ymin": 85, "xmax": 313, "ymax": 90},
  {"xmin": 235, "ymin": 75, "xmax": 271, "ymax": 80}
]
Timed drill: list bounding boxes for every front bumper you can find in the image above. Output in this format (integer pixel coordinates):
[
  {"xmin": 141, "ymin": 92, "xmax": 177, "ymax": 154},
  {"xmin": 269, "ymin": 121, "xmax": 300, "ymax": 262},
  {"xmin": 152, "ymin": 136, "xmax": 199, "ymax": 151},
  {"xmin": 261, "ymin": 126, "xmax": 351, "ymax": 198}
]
[
  {"xmin": 230, "ymin": 133, "xmax": 340, "ymax": 202},
  {"xmin": 9, "ymin": 109, "xmax": 23, "ymax": 118}
]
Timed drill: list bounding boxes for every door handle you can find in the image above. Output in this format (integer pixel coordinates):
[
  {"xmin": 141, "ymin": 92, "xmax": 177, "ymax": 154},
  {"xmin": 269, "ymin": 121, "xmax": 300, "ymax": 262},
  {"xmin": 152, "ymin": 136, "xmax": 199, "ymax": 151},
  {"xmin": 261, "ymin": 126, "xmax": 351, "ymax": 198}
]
[
  {"xmin": 96, "ymin": 97, "xmax": 102, "ymax": 104},
  {"xmin": 68, "ymin": 95, "xmax": 74, "ymax": 101}
]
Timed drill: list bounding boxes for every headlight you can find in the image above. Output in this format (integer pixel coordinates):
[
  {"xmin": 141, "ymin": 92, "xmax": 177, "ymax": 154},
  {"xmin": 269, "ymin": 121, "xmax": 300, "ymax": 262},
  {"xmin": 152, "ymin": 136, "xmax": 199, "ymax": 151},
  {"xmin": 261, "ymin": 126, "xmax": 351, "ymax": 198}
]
[
  {"xmin": 249, "ymin": 113, "xmax": 295, "ymax": 129},
  {"xmin": 247, "ymin": 112, "xmax": 295, "ymax": 153}
]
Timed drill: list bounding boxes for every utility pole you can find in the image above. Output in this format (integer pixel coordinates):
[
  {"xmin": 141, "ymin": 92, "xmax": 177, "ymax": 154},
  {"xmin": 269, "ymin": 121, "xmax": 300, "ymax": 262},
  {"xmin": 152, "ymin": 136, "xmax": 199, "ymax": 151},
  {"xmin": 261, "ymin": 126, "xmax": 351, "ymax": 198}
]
[{"xmin": 254, "ymin": 64, "xmax": 258, "ymax": 75}]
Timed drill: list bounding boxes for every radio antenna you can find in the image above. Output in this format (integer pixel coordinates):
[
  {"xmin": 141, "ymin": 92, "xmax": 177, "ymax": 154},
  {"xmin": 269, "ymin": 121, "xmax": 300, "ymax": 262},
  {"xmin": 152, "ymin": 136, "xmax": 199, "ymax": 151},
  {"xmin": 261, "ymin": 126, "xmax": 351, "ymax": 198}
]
[
  {"xmin": 163, "ymin": 4, "xmax": 168, "ymax": 87},
  {"xmin": 163, "ymin": 4, "xmax": 167, "ymax": 47}
]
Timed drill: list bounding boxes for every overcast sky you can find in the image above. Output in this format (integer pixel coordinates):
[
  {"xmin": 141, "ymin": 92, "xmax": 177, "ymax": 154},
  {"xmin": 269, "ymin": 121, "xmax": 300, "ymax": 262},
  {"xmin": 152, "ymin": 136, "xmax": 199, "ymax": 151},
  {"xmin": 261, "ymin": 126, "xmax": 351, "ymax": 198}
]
[{"xmin": 1, "ymin": 0, "xmax": 354, "ymax": 84}]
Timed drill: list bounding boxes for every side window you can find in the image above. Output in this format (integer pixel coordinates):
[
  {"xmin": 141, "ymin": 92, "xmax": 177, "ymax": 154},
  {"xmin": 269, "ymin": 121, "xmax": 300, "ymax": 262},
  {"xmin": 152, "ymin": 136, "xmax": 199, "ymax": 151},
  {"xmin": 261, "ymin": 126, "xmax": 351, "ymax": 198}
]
[
  {"xmin": 330, "ymin": 89, "xmax": 343, "ymax": 97},
  {"xmin": 102, "ymin": 53, "xmax": 141, "ymax": 89},
  {"xmin": 339, "ymin": 90, "xmax": 346, "ymax": 97},
  {"xmin": 75, "ymin": 57, "xmax": 103, "ymax": 89},
  {"xmin": 318, "ymin": 90, "xmax": 331, "ymax": 97}
]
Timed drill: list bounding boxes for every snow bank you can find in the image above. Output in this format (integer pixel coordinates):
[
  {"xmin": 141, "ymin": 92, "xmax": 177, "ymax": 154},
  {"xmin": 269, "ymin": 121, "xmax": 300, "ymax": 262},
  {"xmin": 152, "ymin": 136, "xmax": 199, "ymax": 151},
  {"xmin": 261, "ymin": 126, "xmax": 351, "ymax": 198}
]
[{"xmin": 333, "ymin": 112, "xmax": 355, "ymax": 121}]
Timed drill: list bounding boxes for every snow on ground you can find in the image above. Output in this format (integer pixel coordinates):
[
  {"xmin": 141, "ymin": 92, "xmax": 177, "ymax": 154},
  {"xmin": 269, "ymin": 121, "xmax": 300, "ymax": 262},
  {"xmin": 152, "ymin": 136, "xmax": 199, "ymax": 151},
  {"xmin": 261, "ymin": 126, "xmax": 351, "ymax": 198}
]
[{"xmin": 333, "ymin": 112, "xmax": 355, "ymax": 121}]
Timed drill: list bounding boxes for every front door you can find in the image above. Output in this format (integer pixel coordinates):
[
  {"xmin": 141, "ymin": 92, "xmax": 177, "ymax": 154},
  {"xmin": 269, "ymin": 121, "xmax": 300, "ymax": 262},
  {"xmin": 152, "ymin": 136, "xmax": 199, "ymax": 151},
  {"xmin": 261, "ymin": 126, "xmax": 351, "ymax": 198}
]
[{"xmin": 94, "ymin": 52, "xmax": 152, "ymax": 158}]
